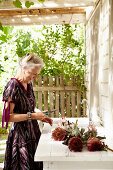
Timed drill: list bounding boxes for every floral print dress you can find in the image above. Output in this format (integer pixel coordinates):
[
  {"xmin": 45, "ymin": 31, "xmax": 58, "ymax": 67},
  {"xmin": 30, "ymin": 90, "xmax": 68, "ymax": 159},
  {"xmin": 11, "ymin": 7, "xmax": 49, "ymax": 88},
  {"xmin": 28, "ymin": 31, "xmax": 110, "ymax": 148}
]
[{"xmin": 2, "ymin": 78, "xmax": 43, "ymax": 170}]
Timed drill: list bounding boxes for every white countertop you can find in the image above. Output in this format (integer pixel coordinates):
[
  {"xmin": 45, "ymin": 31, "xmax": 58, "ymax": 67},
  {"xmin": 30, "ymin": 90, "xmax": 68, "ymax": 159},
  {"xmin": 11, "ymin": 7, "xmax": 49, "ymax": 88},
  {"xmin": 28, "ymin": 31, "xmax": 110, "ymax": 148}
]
[{"xmin": 35, "ymin": 118, "xmax": 113, "ymax": 162}]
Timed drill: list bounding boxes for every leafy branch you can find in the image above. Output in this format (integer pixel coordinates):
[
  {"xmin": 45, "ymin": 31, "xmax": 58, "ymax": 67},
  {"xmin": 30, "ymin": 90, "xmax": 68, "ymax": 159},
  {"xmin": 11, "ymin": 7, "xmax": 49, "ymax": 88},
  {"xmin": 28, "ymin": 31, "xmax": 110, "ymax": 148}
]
[{"xmin": 0, "ymin": 0, "xmax": 45, "ymax": 8}]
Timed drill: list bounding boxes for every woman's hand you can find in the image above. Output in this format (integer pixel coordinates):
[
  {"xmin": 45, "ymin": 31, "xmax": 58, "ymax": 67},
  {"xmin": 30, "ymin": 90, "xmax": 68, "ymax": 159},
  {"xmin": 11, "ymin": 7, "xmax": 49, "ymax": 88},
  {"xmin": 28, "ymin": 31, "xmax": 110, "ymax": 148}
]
[
  {"xmin": 33, "ymin": 112, "xmax": 53, "ymax": 126},
  {"xmin": 33, "ymin": 112, "xmax": 45, "ymax": 121},
  {"xmin": 41, "ymin": 117, "xmax": 53, "ymax": 126}
]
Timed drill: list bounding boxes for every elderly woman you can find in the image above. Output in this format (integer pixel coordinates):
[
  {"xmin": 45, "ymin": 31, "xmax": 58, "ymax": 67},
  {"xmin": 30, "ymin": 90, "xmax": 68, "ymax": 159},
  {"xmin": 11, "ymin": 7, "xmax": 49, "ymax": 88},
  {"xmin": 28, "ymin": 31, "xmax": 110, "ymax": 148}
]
[{"xmin": 2, "ymin": 53, "xmax": 53, "ymax": 170}]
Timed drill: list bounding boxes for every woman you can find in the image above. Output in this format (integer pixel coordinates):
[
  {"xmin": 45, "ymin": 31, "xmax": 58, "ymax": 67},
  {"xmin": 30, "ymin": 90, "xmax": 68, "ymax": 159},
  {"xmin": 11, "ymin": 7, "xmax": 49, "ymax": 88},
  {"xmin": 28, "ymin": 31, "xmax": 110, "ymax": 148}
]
[{"xmin": 2, "ymin": 53, "xmax": 53, "ymax": 170}]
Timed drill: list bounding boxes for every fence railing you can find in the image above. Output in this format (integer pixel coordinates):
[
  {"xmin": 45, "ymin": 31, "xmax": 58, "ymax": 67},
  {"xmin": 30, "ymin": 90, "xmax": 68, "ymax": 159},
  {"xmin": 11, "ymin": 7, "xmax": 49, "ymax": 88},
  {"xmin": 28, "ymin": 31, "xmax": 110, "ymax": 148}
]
[{"xmin": 33, "ymin": 75, "xmax": 86, "ymax": 118}]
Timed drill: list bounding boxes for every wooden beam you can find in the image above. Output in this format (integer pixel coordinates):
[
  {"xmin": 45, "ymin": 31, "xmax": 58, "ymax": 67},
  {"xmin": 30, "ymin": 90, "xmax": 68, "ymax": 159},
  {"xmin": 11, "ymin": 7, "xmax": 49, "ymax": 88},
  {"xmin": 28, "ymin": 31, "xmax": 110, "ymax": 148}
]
[
  {"xmin": 33, "ymin": 86, "xmax": 78, "ymax": 91},
  {"xmin": 0, "ymin": 7, "xmax": 85, "ymax": 17}
]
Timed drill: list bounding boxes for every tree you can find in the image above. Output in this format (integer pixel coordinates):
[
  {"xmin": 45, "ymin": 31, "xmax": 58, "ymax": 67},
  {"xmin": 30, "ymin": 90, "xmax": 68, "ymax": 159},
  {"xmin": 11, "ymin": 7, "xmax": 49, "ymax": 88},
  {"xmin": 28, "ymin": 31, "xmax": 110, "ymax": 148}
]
[{"xmin": 0, "ymin": 24, "xmax": 86, "ymax": 94}]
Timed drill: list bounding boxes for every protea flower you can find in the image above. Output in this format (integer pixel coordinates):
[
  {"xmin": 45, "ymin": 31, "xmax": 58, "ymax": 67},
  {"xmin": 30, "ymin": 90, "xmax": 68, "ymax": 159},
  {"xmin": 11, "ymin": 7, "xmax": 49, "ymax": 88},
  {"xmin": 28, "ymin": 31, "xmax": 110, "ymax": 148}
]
[
  {"xmin": 52, "ymin": 127, "xmax": 67, "ymax": 141},
  {"xmin": 87, "ymin": 137, "xmax": 105, "ymax": 151},
  {"xmin": 68, "ymin": 137, "xmax": 83, "ymax": 152}
]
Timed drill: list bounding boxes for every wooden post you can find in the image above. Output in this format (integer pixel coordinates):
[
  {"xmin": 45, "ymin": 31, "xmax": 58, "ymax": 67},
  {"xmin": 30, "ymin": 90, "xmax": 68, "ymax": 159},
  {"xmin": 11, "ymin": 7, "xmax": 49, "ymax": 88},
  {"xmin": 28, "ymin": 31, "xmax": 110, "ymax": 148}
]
[
  {"xmin": 49, "ymin": 76, "xmax": 54, "ymax": 117},
  {"xmin": 55, "ymin": 76, "xmax": 60, "ymax": 117},
  {"xmin": 77, "ymin": 91, "xmax": 81, "ymax": 117},
  {"xmin": 43, "ymin": 76, "xmax": 48, "ymax": 111},
  {"xmin": 37, "ymin": 75, "xmax": 42, "ymax": 111},
  {"xmin": 71, "ymin": 76, "xmax": 76, "ymax": 117},
  {"xmin": 60, "ymin": 76, "xmax": 65, "ymax": 117}
]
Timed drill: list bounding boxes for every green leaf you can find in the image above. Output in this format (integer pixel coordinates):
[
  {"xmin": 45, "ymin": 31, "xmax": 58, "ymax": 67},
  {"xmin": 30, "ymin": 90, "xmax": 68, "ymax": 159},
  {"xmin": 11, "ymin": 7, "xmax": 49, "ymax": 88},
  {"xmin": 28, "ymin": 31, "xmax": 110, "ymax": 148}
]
[
  {"xmin": 25, "ymin": 1, "xmax": 34, "ymax": 8},
  {"xmin": 13, "ymin": 0, "xmax": 22, "ymax": 8},
  {"xmin": 38, "ymin": 0, "xmax": 45, "ymax": 3},
  {"xmin": 0, "ymin": 22, "xmax": 3, "ymax": 31},
  {"xmin": 0, "ymin": 35, "xmax": 7, "ymax": 42}
]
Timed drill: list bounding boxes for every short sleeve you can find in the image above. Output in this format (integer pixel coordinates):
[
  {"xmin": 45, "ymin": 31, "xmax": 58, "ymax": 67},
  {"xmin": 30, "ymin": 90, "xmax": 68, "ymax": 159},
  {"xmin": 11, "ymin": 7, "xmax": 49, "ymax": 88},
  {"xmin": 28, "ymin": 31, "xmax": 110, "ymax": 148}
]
[
  {"xmin": 2, "ymin": 78, "xmax": 17, "ymax": 103},
  {"xmin": 2, "ymin": 79, "xmax": 17, "ymax": 129}
]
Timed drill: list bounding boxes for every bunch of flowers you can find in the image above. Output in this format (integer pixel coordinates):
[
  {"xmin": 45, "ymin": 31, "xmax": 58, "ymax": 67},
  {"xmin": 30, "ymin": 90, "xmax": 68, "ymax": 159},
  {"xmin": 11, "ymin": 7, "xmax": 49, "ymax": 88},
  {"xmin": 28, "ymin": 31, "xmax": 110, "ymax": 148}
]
[{"xmin": 52, "ymin": 118, "xmax": 108, "ymax": 152}]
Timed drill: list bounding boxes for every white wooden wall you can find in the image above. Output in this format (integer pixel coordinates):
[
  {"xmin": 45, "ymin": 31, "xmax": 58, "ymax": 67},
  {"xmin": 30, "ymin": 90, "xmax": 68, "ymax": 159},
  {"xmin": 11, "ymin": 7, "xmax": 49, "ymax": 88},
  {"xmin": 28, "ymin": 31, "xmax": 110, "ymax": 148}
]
[{"xmin": 86, "ymin": 0, "xmax": 113, "ymax": 132}]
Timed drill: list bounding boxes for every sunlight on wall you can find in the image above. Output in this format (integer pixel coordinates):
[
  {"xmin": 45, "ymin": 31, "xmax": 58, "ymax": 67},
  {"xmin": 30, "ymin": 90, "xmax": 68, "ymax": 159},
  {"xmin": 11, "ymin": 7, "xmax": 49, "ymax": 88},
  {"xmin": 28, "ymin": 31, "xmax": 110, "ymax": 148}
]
[{"xmin": 86, "ymin": 0, "xmax": 113, "ymax": 131}]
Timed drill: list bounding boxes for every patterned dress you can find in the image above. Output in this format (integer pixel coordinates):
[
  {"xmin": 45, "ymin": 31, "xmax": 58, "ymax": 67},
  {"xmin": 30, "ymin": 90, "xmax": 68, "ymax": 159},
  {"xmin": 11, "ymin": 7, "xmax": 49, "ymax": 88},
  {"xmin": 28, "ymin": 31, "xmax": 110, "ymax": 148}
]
[{"xmin": 2, "ymin": 78, "xmax": 43, "ymax": 170}]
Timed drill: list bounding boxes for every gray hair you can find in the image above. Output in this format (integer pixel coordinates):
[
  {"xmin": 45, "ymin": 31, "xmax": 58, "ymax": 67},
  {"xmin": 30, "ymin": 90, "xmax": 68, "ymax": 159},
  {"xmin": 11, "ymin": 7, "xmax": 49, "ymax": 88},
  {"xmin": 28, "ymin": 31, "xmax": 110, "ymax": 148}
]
[{"xmin": 19, "ymin": 53, "xmax": 44, "ymax": 69}]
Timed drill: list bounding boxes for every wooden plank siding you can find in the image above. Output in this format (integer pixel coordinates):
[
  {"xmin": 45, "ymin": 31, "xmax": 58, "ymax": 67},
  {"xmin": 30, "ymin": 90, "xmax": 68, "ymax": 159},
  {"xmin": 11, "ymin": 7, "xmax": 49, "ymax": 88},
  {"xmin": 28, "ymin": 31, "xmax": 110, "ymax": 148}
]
[{"xmin": 33, "ymin": 75, "xmax": 86, "ymax": 118}]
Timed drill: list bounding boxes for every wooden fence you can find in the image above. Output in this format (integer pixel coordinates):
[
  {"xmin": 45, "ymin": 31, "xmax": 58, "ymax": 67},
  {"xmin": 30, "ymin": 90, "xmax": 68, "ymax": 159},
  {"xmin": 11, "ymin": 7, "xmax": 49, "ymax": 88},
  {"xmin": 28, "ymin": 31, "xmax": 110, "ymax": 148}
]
[{"xmin": 33, "ymin": 75, "xmax": 86, "ymax": 118}]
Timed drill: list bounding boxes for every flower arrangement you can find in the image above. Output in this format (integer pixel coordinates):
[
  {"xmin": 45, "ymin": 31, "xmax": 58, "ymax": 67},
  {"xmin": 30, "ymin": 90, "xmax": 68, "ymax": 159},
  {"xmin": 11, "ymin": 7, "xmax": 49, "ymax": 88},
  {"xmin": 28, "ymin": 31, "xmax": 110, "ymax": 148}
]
[{"xmin": 52, "ymin": 118, "xmax": 110, "ymax": 152}]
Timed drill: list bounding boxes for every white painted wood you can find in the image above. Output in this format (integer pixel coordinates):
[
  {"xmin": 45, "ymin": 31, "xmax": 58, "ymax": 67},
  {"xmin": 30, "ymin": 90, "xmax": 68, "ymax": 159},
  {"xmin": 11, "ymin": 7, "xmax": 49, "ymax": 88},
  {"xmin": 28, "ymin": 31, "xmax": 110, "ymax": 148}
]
[
  {"xmin": 44, "ymin": 161, "xmax": 113, "ymax": 170},
  {"xmin": 0, "ymin": 14, "xmax": 86, "ymax": 26},
  {"xmin": 70, "ymin": 14, "xmax": 86, "ymax": 23},
  {"xmin": 35, "ymin": 118, "xmax": 113, "ymax": 170},
  {"xmin": 85, "ymin": 0, "xmax": 113, "ymax": 130}
]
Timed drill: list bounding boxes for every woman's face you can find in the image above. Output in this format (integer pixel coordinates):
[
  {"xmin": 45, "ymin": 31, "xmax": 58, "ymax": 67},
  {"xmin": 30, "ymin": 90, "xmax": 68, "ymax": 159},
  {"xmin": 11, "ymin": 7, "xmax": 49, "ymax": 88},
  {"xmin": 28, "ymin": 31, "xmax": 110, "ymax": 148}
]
[{"xmin": 24, "ymin": 67, "xmax": 41, "ymax": 83}]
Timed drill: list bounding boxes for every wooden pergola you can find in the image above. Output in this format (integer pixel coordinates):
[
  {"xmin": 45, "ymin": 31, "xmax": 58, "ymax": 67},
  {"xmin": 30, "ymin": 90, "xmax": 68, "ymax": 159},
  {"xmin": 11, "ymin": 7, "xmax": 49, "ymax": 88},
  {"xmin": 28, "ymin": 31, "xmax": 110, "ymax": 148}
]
[{"xmin": 0, "ymin": 0, "xmax": 98, "ymax": 25}]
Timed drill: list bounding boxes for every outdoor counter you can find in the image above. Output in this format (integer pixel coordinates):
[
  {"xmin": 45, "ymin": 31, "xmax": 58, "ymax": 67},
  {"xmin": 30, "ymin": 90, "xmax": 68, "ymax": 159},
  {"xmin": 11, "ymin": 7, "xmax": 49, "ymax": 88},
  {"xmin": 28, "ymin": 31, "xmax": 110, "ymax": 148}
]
[{"xmin": 34, "ymin": 118, "xmax": 113, "ymax": 170}]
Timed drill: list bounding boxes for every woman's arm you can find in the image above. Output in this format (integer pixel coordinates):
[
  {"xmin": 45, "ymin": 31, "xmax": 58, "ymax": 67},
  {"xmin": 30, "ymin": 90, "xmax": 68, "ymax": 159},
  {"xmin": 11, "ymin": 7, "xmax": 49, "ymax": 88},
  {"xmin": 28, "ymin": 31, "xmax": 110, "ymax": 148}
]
[{"xmin": 5, "ymin": 102, "xmax": 53, "ymax": 125}]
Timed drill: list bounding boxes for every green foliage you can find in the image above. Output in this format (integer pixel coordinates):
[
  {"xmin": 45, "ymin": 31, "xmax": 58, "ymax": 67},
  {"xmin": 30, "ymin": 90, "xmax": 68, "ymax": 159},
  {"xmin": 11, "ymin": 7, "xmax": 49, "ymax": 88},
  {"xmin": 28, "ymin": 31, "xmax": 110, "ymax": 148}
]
[
  {"xmin": 0, "ymin": 24, "xmax": 86, "ymax": 95},
  {"xmin": 0, "ymin": 0, "xmax": 45, "ymax": 8},
  {"xmin": 13, "ymin": 0, "xmax": 22, "ymax": 8},
  {"xmin": 15, "ymin": 31, "xmax": 31, "ymax": 56},
  {"xmin": 25, "ymin": 1, "xmax": 34, "ymax": 8},
  {"xmin": 0, "ymin": 26, "xmax": 14, "ymax": 43},
  {"xmin": 38, "ymin": 24, "xmax": 86, "ymax": 88},
  {"xmin": 38, "ymin": 0, "xmax": 45, "ymax": 2},
  {"xmin": 0, "ymin": 22, "xmax": 3, "ymax": 31},
  {"xmin": 0, "ymin": 127, "xmax": 8, "ymax": 134},
  {"xmin": 0, "ymin": 26, "xmax": 18, "ymax": 94}
]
